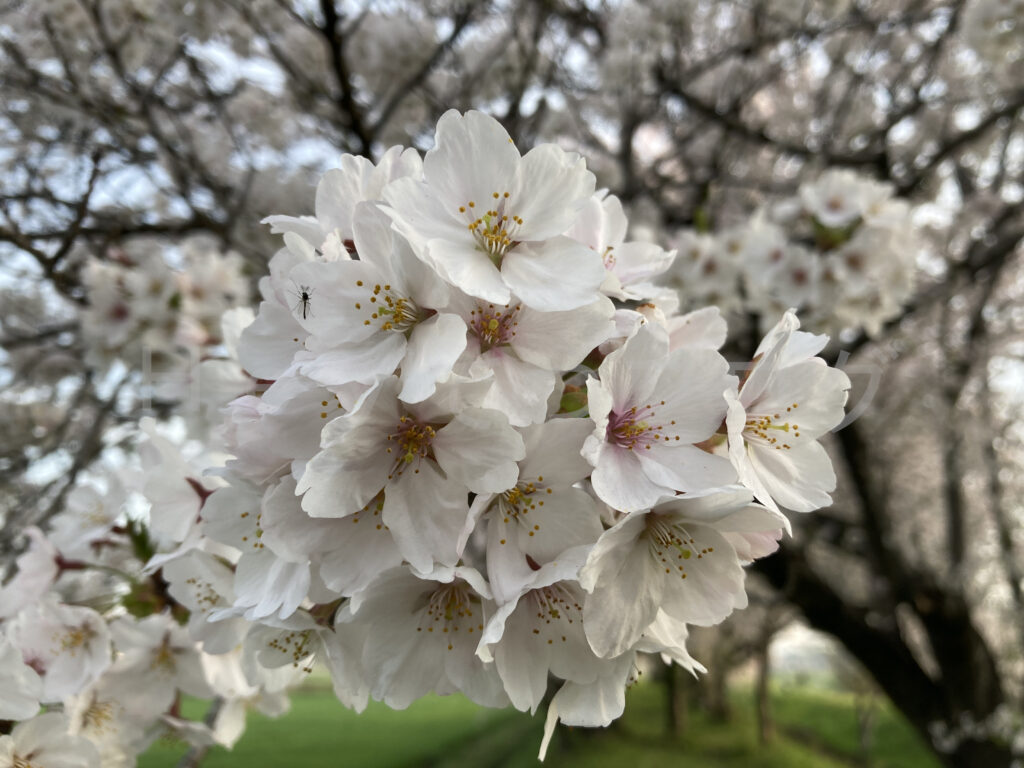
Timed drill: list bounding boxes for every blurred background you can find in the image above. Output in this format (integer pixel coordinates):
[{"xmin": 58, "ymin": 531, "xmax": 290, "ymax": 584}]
[{"xmin": 1, "ymin": 0, "xmax": 1022, "ymax": 766}]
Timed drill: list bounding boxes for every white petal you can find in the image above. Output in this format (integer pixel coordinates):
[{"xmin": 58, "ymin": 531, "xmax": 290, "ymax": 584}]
[
  {"xmin": 748, "ymin": 440, "xmax": 837, "ymax": 512},
  {"xmin": 299, "ymin": 334, "xmax": 406, "ymax": 387},
  {"xmin": 424, "ymin": 110, "xmax": 520, "ymax": 209},
  {"xmin": 398, "ymin": 313, "xmax": 467, "ymax": 404},
  {"xmin": 590, "ymin": 443, "xmax": 672, "ymax": 513},
  {"xmin": 511, "ymin": 298, "xmax": 615, "ymax": 371},
  {"xmin": 476, "ymin": 352, "xmax": 557, "ymax": 427},
  {"xmin": 513, "ymin": 144, "xmax": 595, "ymax": 241},
  {"xmin": 501, "ymin": 237, "xmax": 606, "ymax": 312},
  {"xmin": 433, "ymin": 408, "xmax": 525, "ymax": 493},
  {"xmin": 383, "ymin": 463, "xmax": 469, "ymax": 572},
  {"xmin": 580, "ymin": 515, "xmax": 663, "ymax": 657}
]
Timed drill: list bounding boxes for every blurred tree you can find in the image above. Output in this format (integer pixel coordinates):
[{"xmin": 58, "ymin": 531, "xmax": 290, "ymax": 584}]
[{"xmin": 1, "ymin": 1, "xmax": 1021, "ymax": 765}]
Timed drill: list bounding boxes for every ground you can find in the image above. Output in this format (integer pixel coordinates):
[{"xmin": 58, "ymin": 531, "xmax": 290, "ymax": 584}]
[{"xmin": 140, "ymin": 680, "xmax": 940, "ymax": 768}]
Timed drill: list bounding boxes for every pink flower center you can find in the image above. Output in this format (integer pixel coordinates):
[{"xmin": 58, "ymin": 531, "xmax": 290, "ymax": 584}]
[{"xmin": 469, "ymin": 302, "xmax": 521, "ymax": 351}]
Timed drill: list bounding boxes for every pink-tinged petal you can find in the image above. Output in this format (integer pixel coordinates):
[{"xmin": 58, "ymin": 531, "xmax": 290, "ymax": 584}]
[
  {"xmin": 399, "ymin": 313, "xmax": 468, "ymax": 404},
  {"xmin": 424, "ymin": 110, "xmax": 520, "ymax": 209},
  {"xmin": 748, "ymin": 440, "xmax": 837, "ymax": 512},
  {"xmin": 501, "ymin": 237, "xmax": 606, "ymax": 311},
  {"xmin": 590, "ymin": 443, "xmax": 672, "ymax": 513},
  {"xmin": 434, "ymin": 408, "xmax": 525, "ymax": 493},
  {"xmin": 513, "ymin": 144, "xmax": 596, "ymax": 241}
]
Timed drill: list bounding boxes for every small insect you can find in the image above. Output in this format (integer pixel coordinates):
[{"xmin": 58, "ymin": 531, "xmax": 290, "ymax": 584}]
[{"xmin": 292, "ymin": 284, "xmax": 314, "ymax": 319}]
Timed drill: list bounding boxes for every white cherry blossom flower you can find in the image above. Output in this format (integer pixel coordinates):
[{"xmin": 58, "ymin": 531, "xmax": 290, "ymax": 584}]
[
  {"xmin": 297, "ymin": 375, "xmax": 524, "ymax": 572},
  {"xmin": 0, "ymin": 634, "xmax": 42, "ymax": 720},
  {"xmin": 344, "ymin": 565, "xmax": 507, "ymax": 709},
  {"xmin": 201, "ymin": 480, "xmax": 311, "ymax": 621},
  {"xmin": 451, "ymin": 292, "xmax": 615, "ymax": 426},
  {"xmin": 462, "ymin": 418, "xmax": 602, "ymax": 603},
  {"xmin": 584, "ymin": 323, "xmax": 737, "ymax": 513},
  {"xmin": 288, "ymin": 202, "xmax": 466, "ymax": 403},
  {"xmin": 264, "ymin": 144, "xmax": 422, "ymax": 255},
  {"xmin": 579, "ymin": 489, "xmax": 786, "ymax": 658},
  {"xmin": 566, "ymin": 191, "xmax": 675, "ymax": 302},
  {"xmin": 726, "ymin": 310, "xmax": 850, "ymax": 512},
  {"xmin": 7, "ymin": 600, "xmax": 112, "ymax": 703},
  {"xmin": 163, "ymin": 550, "xmax": 249, "ymax": 654},
  {"xmin": 105, "ymin": 614, "xmax": 212, "ymax": 721},
  {"xmin": 0, "ymin": 527, "xmax": 57, "ymax": 620},
  {"xmin": 477, "ymin": 545, "xmax": 601, "ymax": 714},
  {"xmin": 242, "ymin": 612, "xmax": 369, "ymax": 713},
  {"xmin": 0, "ymin": 712, "xmax": 99, "ymax": 768},
  {"xmin": 383, "ymin": 110, "xmax": 605, "ymax": 311}
]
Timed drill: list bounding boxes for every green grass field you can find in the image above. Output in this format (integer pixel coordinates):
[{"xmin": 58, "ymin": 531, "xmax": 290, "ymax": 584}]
[{"xmin": 140, "ymin": 680, "xmax": 940, "ymax": 768}]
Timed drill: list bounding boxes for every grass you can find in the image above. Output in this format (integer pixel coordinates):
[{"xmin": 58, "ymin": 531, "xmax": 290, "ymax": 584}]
[{"xmin": 140, "ymin": 679, "xmax": 940, "ymax": 768}]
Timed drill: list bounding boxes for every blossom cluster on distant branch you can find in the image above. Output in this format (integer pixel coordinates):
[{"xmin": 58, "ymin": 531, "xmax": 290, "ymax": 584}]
[
  {"xmin": 669, "ymin": 169, "xmax": 921, "ymax": 337},
  {"xmin": 1, "ymin": 111, "xmax": 852, "ymax": 766}
]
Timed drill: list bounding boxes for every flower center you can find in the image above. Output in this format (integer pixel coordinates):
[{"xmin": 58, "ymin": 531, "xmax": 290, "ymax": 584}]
[
  {"xmin": 385, "ymin": 416, "xmax": 437, "ymax": 479},
  {"xmin": 151, "ymin": 635, "xmax": 178, "ymax": 673},
  {"xmin": 266, "ymin": 629, "xmax": 315, "ymax": 672},
  {"xmin": 458, "ymin": 192, "xmax": 524, "ymax": 264},
  {"xmin": 493, "ymin": 476, "xmax": 551, "ymax": 543},
  {"xmin": 602, "ymin": 245, "xmax": 616, "ymax": 270},
  {"xmin": 54, "ymin": 623, "xmax": 96, "ymax": 656},
  {"xmin": 608, "ymin": 401, "xmax": 677, "ymax": 451},
  {"xmin": 469, "ymin": 302, "xmax": 521, "ymax": 351},
  {"xmin": 646, "ymin": 515, "xmax": 714, "ymax": 580},
  {"xmin": 81, "ymin": 696, "xmax": 117, "ymax": 734},
  {"xmin": 522, "ymin": 584, "xmax": 582, "ymax": 644},
  {"xmin": 355, "ymin": 280, "xmax": 423, "ymax": 333},
  {"xmin": 743, "ymin": 402, "xmax": 801, "ymax": 451},
  {"xmin": 419, "ymin": 582, "xmax": 483, "ymax": 651}
]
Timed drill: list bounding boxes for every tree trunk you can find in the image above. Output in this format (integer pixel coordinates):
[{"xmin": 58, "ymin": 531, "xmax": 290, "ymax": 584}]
[
  {"xmin": 665, "ymin": 662, "xmax": 688, "ymax": 738},
  {"xmin": 755, "ymin": 548, "xmax": 1017, "ymax": 768}
]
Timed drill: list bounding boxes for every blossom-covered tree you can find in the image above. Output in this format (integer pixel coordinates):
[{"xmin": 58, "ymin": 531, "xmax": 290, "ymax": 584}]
[{"xmin": 0, "ymin": 2, "xmax": 1022, "ymax": 767}]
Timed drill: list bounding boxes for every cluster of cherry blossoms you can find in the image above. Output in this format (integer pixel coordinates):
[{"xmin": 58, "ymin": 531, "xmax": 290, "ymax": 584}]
[
  {"xmin": 0, "ymin": 110, "xmax": 852, "ymax": 765},
  {"xmin": 80, "ymin": 240, "xmax": 251, "ymax": 377},
  {"xmin": 669, "ymin": 168, "xmax": 920, "ymax": 337}
]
